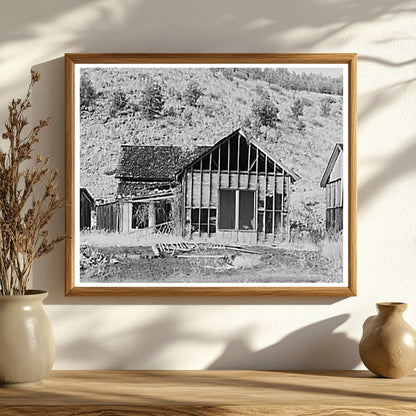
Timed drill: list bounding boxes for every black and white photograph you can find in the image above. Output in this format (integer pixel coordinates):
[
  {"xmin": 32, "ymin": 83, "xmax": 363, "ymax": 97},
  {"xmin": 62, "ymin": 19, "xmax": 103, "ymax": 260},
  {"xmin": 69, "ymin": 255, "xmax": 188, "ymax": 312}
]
[{"xmin": 66, "ymin": 54, "xmax": 356, "ymax": 295}]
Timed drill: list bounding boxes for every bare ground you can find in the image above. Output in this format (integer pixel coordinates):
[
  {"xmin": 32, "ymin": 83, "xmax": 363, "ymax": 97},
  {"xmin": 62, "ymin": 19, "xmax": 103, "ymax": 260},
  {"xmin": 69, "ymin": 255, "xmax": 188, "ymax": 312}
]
[{"xmin": 80, "ymin": 245, "xmax": 342, "ymax": 284}]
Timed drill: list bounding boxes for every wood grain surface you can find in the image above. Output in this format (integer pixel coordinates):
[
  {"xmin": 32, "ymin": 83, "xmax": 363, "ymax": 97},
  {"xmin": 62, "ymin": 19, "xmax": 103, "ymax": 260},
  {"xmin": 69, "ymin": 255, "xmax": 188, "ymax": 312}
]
[
  {"xmin": 1, "ymin": 370, "xmax": 415, "ymax": 415},
  {"xmin": 65, "ymin": 53, "xmax": 357, "ymax": 297}
]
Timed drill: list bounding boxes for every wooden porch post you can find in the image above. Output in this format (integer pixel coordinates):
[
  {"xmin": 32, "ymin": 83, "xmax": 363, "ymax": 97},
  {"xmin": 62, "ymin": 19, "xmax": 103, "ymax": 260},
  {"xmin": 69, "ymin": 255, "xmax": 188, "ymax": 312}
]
[{"xmin": 149, "ymin": 200, "xmax": 156, "ymax": 230}]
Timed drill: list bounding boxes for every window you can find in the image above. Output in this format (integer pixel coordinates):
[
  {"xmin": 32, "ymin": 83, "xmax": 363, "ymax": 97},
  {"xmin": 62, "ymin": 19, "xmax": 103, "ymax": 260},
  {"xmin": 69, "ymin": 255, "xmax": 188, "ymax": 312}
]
[
  {"xmin": 219, "ymin": 189, "xmax": 255, "ymax": 231},
  {"xmin": 155, "ymin": 200, "xmax": 172, "ymax": 224},
  {"xmin": 258, "ymin": 191, "xmax": 284, "ymax": 235},
  {"xmin": 132, "ymin": 200, "xmax": 172, "ymax": 229},
  {"xmin": 219, "ymin": 190, "xmax": 235, "ymax": 229},
  {"xmin": 132, "ymin": 202, "xmax": 149, "ymax": 229},
  {"xmin": 190, "ymin": 208, "xmax": 217, "ymax": 234},
  {"xmin": 239, "ymin": 190, "xmax": 255, "ymax": 230}
]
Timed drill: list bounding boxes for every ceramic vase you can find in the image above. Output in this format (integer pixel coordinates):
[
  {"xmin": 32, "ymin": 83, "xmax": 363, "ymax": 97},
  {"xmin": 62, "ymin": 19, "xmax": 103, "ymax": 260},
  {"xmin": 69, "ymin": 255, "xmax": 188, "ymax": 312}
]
[
  {"xmin": 359, "ymin": 302, "xmax": 416, "ymax": 378},
  {"xmin": 0, "ymin": 290, "xmax": 55, "ymax": 387}
]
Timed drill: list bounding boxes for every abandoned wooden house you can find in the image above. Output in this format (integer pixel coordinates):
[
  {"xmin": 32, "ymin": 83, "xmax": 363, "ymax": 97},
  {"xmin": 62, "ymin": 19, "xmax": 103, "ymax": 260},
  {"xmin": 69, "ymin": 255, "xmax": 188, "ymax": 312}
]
[
  {"xmin": 320, "ymin": 143, "xmax": 343, "ymax": 232},
  {"xmin": 96, "ymin": 145, "xmax": 209, "ymax": 234},
  {"xmin": 97, "ymin": 129, "xmax": 299, "ymax": 243},
  {"xmin": 80, "ymin": 187, "xmax": 95, "ymax": 230}
]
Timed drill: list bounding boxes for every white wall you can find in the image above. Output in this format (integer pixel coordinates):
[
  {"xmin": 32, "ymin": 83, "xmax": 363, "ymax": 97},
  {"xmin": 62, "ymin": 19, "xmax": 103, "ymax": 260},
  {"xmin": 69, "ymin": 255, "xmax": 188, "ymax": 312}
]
[{"xmin": 1, "ymin": 0, "xmax": 415, "ymax": 370}]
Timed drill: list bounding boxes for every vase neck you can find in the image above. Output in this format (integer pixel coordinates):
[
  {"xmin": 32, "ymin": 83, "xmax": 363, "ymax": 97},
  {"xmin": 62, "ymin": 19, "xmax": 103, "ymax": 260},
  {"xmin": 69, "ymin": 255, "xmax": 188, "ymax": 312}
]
[{"xmin": 377, "ymin": 302, "xmax": 407, "ymax": 317}]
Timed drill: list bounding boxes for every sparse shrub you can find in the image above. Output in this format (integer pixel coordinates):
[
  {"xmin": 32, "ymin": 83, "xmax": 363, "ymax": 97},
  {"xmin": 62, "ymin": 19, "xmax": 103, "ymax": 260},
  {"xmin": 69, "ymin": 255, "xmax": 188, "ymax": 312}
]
[
  {"xmin": 183, "ymin": 108, "xmax": 193, "ymax": 125},
  {"xmin": 290, "ymin": 202, "xmax": 325, "ymax": 245},
  {"xmin": 297, "ymin": 119, "xmax": 307, "ymax": 134},
  {"xmin": 220, "ymin": 68, "xmax": 235, "ymax": 80},
  {"xmin": 203, "ymin": 103, "xmax": 217, "ymax": 117},
  {"xmin": 312, "ymin": 119, "xmax": 324, "ymax": 128},
  {"xmin": 320, "ymin": 96, "xmax": 336, "ymax": 117},
  {"xmin": 110, "ymin": 90, "xmax": 128, "ymax": 117},
  {"xmin": 183, "ymin": 81, "xmax": 203, "ymax": 107},
  {"xmin": 242, "ymin": 116, "xmax": 251, "ymax": 127},
  {"xmin": 131, "ymin": 103, "xmax": 140, "ymax": 114},
  {"xmin": 139, "ymin": 82, "xmax": 165, "ymax": 119},
  {"xmin": 208, "ymin": 92, "xmax": 220, "ymax": 100},
  {"xmin": 260, "ymin": 126, "xmax": 282, "ymax": 143},
  {"xmin": 320, "ymin": 97, "xmax": 331, "ymax": 117},
  {"xmin": 255, "ymin": 85, "xmax": 265, "ymax": 96},
  {"xmin": 80, "ymin": 73, "xmax": 98, "ymax": 111},
  {"xmin": 163, "ymin": 106, "xmax": 179, "ymax": 117}
]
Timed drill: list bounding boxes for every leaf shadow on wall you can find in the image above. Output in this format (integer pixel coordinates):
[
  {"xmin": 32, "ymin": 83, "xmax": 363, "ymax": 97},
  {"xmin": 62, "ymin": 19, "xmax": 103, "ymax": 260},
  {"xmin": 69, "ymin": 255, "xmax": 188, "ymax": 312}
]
[
  {"xmin": 207, "ymin": 314, "xmax": 360, "ymax": 370},
  {"xmin": 356, "ymin": 52, "xmax": 416, "ymax": 210},
  {"xmin": 53, "ymin": 312, "xmax": 215, "ymax": 369},
  {"xmin": 0, "ymin": 0, "xmax": 413, "ymax": 96},
  {"xmin": 359, "ymin": 139, "xmax": 416, "ymax": 210},
  {"xmin": 28, "ymin": 1, "xmax": 416, "ymax": 302},
  {"xmin": 52, "ymin": 308, "xmax": 359, "ymax": 370}
]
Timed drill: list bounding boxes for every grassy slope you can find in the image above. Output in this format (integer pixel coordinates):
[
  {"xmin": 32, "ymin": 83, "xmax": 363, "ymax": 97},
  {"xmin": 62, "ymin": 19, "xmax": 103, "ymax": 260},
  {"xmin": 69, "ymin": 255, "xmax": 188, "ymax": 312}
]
[{"xmin": 80, "ymin": 68, "xmax": 343, "ymax": 224}]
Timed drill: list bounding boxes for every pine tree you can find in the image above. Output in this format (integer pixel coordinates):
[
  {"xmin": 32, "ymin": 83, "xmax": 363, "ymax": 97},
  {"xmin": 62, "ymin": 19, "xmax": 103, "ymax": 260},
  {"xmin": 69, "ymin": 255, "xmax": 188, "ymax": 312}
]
[
  {"xmin": 291, "ymin": 98, "xmax": 304, "ymax": 120},
  {"xmin": 139, "ymin": 82, "xmax": 165, "ymax": 119},
  {"xmin": 183, "ymin": 81, "xmax": 203, "ymax": 107},
  {"xmin": 251, "ymin": 92, "xmax": 279, "ymax": 128},
  {"xmin": 320, "ymin": 96, "xmax": 334, "ymax": 117},
  {"xmin": 80, "ymin": 73, "xmax": 98, "ymax": 110}
]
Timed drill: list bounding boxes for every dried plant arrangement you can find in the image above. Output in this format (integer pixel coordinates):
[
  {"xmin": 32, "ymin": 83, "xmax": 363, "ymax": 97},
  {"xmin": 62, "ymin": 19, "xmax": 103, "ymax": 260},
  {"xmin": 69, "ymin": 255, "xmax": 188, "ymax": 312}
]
[{"xmin": 0, "ymin": 71, "xmax": 64, "ymax": 295}]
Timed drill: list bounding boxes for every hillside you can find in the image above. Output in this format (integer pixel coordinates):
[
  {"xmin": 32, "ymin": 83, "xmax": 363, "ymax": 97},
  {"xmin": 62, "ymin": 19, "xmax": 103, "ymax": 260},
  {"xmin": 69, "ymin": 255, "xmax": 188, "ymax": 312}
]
[{"xmin": 79, "ymin": 67, "xmax": 343, "ymax": 226}]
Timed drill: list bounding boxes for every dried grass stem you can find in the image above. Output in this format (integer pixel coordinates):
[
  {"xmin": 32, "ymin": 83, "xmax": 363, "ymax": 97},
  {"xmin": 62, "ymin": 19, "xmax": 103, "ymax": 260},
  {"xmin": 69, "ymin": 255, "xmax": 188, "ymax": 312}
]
[{"xmin": 0, "ymin": 71, "xmax": 64, "ymax": 295}]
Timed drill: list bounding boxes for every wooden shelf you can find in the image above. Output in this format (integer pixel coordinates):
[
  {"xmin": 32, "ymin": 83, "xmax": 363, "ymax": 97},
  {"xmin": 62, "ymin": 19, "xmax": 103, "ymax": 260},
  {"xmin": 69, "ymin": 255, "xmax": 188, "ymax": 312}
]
[{"xmin": 1, "ymin": 370, "xmax": 415, "ymax": 415}]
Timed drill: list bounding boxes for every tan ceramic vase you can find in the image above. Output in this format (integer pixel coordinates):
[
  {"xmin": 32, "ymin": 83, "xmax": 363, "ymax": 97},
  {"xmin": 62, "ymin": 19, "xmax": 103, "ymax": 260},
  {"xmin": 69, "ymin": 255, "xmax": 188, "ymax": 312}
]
[
  {"xmin": 359, "ymin": 302, "xmax": 416, "ymax": 378},
  {"xmin": 0, "ymin": 290, "xmax": 55, "ymax": 387}
]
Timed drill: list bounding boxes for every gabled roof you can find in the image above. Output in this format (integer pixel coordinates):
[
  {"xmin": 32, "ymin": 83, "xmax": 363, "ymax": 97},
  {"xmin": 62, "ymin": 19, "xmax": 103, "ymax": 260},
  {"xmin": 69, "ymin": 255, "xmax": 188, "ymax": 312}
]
[
  {"xmin": 179, "ymin": 128, "xmax": 300, "ymax": 183},
  {"xmin": 80, "ymin": 187, "xmax": 94, "ymax": 202},
  {"xmin": 80, "ymin": 187, "xmax": 95, "ymax": 209},
  {"xmin": 116, "ymin": 145, "xmax": 211, "ymax": 182},
  {"xmin": 116, "ymin": 129, "xmax": 300, "ymax": 184},
  {"xmin": 240, "ymin": 129, "xmax": 301, "ymax": 182},
  {"xmin": 320, "ymin": 143, "xmax": 343, "ymax": 187}
]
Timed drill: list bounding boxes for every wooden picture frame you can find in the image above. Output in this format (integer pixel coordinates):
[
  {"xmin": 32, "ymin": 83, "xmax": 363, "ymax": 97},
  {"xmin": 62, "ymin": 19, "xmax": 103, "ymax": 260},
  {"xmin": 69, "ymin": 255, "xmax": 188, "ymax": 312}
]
[{"xmin": 65, "ymin": 53, "xmax": 356, "ymax": 296}]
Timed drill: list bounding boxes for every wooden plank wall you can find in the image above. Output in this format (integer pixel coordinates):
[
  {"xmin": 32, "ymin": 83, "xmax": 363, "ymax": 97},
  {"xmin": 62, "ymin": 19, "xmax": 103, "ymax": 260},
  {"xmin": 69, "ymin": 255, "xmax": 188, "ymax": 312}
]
[
  {"xmin": 325, "ymin": 178, "xmax": 343, "ymax": 231},
  {"xmin": 185, "ymin": 170, "xmax": 290, "ymax": 242},
  {"xmin": 80, "ymin": 193, "xmax": 92, "ymax": 230},
  {"xmin": 182, "ymin": 135, "xmax": 293, "ymax": 242},
  {"xmin": 96, "ymin": 202, "xmax": 121, "ymax": 232},
  {"xmin": 187, "ymin": 173, "xmax": 285, "ymax": 207}
]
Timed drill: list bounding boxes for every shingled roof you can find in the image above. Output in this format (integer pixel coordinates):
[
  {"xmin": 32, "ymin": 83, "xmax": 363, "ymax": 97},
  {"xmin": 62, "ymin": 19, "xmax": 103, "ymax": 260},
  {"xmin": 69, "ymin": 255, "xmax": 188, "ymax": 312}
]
[{"xmin": 116, "ymin": 145, "xmax": 211, "ymax": 182}]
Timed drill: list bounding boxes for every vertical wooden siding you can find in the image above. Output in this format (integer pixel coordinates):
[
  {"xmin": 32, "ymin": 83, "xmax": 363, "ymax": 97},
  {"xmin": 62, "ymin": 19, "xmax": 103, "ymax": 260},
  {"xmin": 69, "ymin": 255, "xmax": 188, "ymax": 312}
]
[
  {"xmin": 80, "ymin": 192, "xmax": 92, "ymax": 229},
  {"xmin": 325, "ymin": 178, "xmax": 343, "ymax": 231},
  {"xmin": 182, "ymin": 132, "xmax": 292, "ymax": 242},
  {"xmin": 96, "ymin": 202, "xmax": 121, "ymax": 232}
]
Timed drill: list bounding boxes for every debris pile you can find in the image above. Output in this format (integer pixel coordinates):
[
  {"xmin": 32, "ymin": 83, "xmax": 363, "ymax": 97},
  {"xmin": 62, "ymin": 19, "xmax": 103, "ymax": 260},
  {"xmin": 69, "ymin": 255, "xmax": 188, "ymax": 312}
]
[
  {"xmin": 80, "ymin": 242, "xmax": 264, "ymax": 276},
  {"xmin": 80, "ymin": 246, "xmax": 116, "ymax": 270},
  {"xmin": 154, "ymin": 241, "xmax": 260, "ymax": 257}
]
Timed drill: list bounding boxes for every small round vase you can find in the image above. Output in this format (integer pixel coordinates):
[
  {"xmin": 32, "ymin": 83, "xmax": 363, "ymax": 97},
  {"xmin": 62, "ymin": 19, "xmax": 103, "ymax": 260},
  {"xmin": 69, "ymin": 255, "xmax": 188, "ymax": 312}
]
[
  {"xmin": 0, "ymin": 290, "xmax": 55, "ymax": 387},
  {"xmin": 359, "ymin": 302, "xmax": 416, "ymax": 378}
]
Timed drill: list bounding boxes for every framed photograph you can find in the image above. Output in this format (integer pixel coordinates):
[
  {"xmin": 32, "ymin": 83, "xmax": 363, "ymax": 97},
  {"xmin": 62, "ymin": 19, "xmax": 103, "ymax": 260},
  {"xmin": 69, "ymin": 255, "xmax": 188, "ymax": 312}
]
[{"xmin": 65, "ymin": 53, "xmax": 356, "ymax": 296}]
